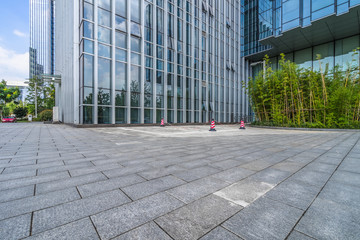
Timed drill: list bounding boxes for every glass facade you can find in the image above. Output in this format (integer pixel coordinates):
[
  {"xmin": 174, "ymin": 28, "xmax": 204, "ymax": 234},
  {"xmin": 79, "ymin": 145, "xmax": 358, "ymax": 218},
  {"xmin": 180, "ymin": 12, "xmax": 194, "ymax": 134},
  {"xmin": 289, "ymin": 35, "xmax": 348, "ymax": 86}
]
[
  {"xmin": 79, "ymin": 0, "xmax": 247, "ymax": 124},
  {"xmin": 29, "ymin": 0, "xmax": 55, "ymax": 78}
]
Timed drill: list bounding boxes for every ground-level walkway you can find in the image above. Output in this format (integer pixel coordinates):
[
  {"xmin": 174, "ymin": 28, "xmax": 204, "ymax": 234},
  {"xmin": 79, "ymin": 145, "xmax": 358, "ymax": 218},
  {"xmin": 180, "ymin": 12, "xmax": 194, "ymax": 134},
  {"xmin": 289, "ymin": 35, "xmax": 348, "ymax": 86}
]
[{"xmin": 0, "ymin": 123, "xmax": 359, "ymax": 239}]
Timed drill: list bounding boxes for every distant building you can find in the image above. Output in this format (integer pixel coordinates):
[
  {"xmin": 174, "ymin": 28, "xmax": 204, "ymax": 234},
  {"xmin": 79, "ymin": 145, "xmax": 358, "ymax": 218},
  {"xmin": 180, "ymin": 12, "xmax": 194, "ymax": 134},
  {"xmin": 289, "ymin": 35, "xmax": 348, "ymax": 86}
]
[{"xmin": 29, "ymin": 0, "xmax": 55, "ymax": 79}]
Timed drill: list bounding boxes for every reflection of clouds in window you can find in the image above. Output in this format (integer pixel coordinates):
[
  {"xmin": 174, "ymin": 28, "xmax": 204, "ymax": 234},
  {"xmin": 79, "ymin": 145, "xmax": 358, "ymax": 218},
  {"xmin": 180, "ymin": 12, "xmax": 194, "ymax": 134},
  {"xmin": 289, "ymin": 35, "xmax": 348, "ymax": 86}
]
[
  {"xmin": 131, "ymin": 53, "xmax": 141, "ymax": 65},
  {"xmin": 84, "ymin": 55, "xmax": 93, "ymax": 87},
  {"xmin": 84, "ymin": 22, "xmax": 94, "ymax": 39},
  {"xmin": 98, "ymin": 26, "xmax": 111, "ymax": 43},
  {"xmin": 130, "ymin": 66, "xmax": 140, "ymax": 92},
  {"xmin": 115, "ymin": 0, "xmax": 127, "ymax": 17},
  {"xmin": 116, "ymin": 48, "xmax": 127, "ymax": 62},
  {"xmin": 131, "ymin": 22, "xmax": 141, "ymax": 36},
  {"xmin": 98, "ymin": 58, "xmax": 111, "ymax": 89},
  {"xmin": 115, "ymin": 62, "xmax": 126, "ymax": 90},
  {"xmin": 116, "ymin": 31, "xmax": 127, "ymax": 48},
  {"xmin": 98, "ymin": 8, "xmax": 111, "ymax": 27},
  {"xmin": 84, "ymin": 3, "xmax": 93, "ymax": 21},
  {"xmin": 98, "ymin": 0, "xmax": 111, "ymax": 10},
  {"xmin": 115, "ymin": 16, "xmax": 127, "ymax": 32},
  {"xmin": 98, "ymin": 44, "xmax": 111, "ymax": 58}
]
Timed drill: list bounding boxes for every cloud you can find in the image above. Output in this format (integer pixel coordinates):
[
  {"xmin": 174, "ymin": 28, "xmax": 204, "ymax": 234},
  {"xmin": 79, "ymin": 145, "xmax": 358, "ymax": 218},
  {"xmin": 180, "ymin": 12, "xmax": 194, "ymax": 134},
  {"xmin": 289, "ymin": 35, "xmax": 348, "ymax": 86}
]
[
  {"xmin": 13, "ymin": 30, "xmax": 27, "ymax": 38},
  {"xmin": 0, "ymin": 46, "xmax": 29, "ymax": 83}
]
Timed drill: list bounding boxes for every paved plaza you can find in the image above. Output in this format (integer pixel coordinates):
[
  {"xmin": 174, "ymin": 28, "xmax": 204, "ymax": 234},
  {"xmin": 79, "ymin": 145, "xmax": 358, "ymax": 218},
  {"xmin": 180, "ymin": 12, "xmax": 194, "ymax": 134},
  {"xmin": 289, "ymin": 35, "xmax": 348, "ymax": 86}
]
[{"xmin": 0, "ymin": 123, "xmax": 359, "ymax": 240}]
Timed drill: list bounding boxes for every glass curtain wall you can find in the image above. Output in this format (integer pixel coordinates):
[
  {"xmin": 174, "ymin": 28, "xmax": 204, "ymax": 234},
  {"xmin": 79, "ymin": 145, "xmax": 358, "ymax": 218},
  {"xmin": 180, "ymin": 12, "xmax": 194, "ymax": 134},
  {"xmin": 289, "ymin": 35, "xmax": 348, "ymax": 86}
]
[{"xmin": 79, "ymin": 0, "xmax": 244, "ymax": 124}]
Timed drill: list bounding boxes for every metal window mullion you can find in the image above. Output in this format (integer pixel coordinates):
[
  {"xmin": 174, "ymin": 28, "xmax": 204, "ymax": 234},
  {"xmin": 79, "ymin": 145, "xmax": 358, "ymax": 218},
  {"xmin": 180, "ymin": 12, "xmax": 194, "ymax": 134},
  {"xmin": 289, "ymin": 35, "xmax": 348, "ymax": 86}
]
[
  {"xmin": 111, "ymin": 0, "xmax": 116, "ymax": 124},
  {"xmin": 152, "ymin": 3, "xmax": 157, "ymax": 123},
  {"xmin": 126, "ymin": 0, "xmax": 131, "ymax": 124},
  {"xmin": 140, "ymin": 1, "xmax": 145, "ymax": 124},
  {"xmin": 164, "ymin": 3, "xmax": 168, "ymax": 123},
  {"xmin": 74, "ymin": 0, "xmax": 80, "ymax": 124},
  {"xmin": 173, "ymin": 10, "xmax": 178, "ymax": 123},
  {"xmin": 94, "ymin": 0, "xmax": 99, "ymax": 124}
]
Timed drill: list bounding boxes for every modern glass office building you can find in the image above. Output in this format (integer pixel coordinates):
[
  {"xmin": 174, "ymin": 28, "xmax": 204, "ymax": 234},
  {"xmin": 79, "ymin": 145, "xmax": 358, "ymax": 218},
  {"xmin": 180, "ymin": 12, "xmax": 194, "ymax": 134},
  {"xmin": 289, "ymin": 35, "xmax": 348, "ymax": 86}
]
[
  {"xmin": 29, "ymin": 0, "xmax": 55, "ymax": 78},
  {"xmin": 244, "ymin": 0, "xmax": 360, "ymax": 74},
  {"xmin": 55, "ymin": 0, "xmax": 251, "ymax": 124}
]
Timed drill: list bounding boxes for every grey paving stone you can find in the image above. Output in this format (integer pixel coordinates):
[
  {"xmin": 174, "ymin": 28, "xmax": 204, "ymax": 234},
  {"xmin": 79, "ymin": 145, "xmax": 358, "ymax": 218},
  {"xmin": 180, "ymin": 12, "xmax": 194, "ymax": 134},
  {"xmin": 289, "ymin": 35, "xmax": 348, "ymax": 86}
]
[
  {"xmin": 156, "ymin": 194, "xmax": 242, "ymax": 240},
  {"xmin": 223, "ymin": 197, "xmax": 303, "ymax": 240},
  {"xmin": 338, "ymin": 157, "xmax": 360, "ymax": 173},
  {"xmin": 199, "ymin": 227, "xmax": 242, "ymax": 240},
  {"xmin": 113, "ymin": 222, "xmax": 172, "ymax": 240},
  {"xmin": 0, "ymin": 214, "xmax": 31, "ymax": 240},
  {"xmin": 36, "ymin": 172, "xmax": 107, "ymax": 194},
  {"xmin": 26, "ymin": 218, "xmax": 99, "ymax": 240},
  {"xmin": 315, "ymin": 155, "xmax": 343, "ymax": 165},
  {"xmin": 178, "ymin": 159, "xmax": 210, "ymax": 169},
  {"xmin": 265, "ymin": 180, "xmax": 320, "ymax": 210},
  {"xmin": 302, "ymin": 162, "xmax": 337, "ymax": 173},
  {"xmin": 271, "ymin": 161, "xmax": 305, "ymax": 173},
  {"xmin": 240, "ymin": 159, "xmax": 274, "ymax": 171},
  {"xmin": 0, "ymin": 169, "xmax": 36, "ymax": 182},
  {"xmin": 0, "ymin": 187, "xmax": 80, "ymax": 221},
  {"xmin": 173, "ymin": 166, "xmax": 220, "ymax": 182},
  {"xmin": 211, "ymin": 166, "xmax": 255, "ymax": 183},
  {"xmin": 32, "ymin": 189, "xmax": 130, "ymax": 234},
  {"xmin": 91, "ymin": 192, "xmax": 184, "ymax": 240},
  {"xmin": 138, "ymin": 165, "xmax": 187, "ymax": 180},
  {"xmin": 166, "ymin": 177, "xmax": 229, "ymax": 204},
  {"xmin": 0, "ymin": 185, "xmax": 34, "ymax": 203},
  {"xmin": 103, "ymin": 164, "xmax": 152, "ymax": 178},
  {"xmin": 78, "ymin": 174, "xmax": 145, "ymax": 198},
  {"xmin": 69, "ymin": 163, "xmax": 123, "ymax": 177},
  {"xmin": 214, "ymin": 179, "xmax": 275, "ymax": 207},
  {"xmin": 319, "ymin": 181, "xmax": 360, "ymax": 209},
  {"xmin": 0, "ymin": 171, "xmax": 70, "ymax": 191},
  {"xmin": 3, "ymin": 161, "xmax": 64, "ymax": 174},
  {"xmin": 289, "ymin": 170, "xmax": 331, "ymax": 188},
  {"xmin": 287, "ymin": 230, "xmax": 315, "ymax": 240},
  {"xmin": 295, "ymin": 197, "xmax": 360, "ymax": 240},
  {"xmin": 209, "ymin": 159, "xmax": 243, "ymax": 170},
  {"xmin": 248, "ymin": 168, "xmax": 292, "ymax": 185},
  {"xmin": 37, "ymin": 162, "xmax": 94, "ymax": 175},
  {"xmin": 329, "ymin": 170, "xmax": 360, "ymax": 187},
  {"xmin": 122, "ymin": 175, "xmax": 185, "ymax": 200}
]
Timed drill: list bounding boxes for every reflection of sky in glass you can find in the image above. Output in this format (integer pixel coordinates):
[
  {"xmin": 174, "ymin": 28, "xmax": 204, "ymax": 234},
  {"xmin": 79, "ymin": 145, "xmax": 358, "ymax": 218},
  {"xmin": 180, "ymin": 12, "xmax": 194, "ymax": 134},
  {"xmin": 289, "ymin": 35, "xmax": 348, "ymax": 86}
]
[
  {"xmin": 115, "ymin": 16, "xmax": 127, "ymax": 32},
  {"xmin": 30, "ymin": 0, "xmax": 55, "ymax": 77},
  {"xmin": 115, "ymin": 62, "xmax": 126, "ymax": 90},
  {"xmin": 98, "ymin": 58, "xmax": 111, "ymax": 89},
  {"xmin": 131, "ymin": 22, "xmax": 141, "ymax": 37},
  {"xmin": 98, "ymin": 26, "xmax": 111, "ymax": 44},
  {"xmin": 98, "ymin": 8, "xmax": 111, "ymax": 27}
]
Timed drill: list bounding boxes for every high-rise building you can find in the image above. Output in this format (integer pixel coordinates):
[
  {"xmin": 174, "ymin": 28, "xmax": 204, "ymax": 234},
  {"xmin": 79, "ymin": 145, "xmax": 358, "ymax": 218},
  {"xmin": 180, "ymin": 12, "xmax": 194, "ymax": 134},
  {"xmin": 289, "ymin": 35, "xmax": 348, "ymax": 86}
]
[
  {"xmin": 243, "ymin": 0, "xmax": 360, "ymax": 74},
  {"xmin": 29, "ymin": 0, "xmax": 55, "ymax": 79},
  {"xmin": 55, "ymin": 0, "xmax": 251, "ymax": 124}
]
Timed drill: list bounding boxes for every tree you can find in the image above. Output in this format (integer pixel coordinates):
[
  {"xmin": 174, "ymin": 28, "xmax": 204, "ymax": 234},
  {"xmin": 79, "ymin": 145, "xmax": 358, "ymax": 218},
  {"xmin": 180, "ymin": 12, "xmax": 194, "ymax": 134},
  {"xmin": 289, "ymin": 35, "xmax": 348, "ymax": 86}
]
[
  {"xmin": 0, "ymin": 80, "xmax": 20, "ymax": 104},
  {"xmin": 13, "ymin": 106, "xmax": 28, "ymax": 118},
  {"xmin": 25, "ymin": 77, "xmax": 55, "ymax": 114}
]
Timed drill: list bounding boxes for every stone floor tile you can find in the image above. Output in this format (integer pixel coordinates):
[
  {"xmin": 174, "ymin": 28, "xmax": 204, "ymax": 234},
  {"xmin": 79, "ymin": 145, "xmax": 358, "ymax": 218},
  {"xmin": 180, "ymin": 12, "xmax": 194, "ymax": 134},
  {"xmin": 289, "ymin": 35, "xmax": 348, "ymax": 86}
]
[
  {"xmin": 173, "ymin": 166, "xmax": 220, "ymax": 182},
  {"xmin": 329, "ymin": 170, "xmax": 360, "ymax": 187},
  {"xmin": 0, "ymin": 214, "xmax": 31, "ymax": 240},
  {"xmin": 166, "ymin": 177, "xmax": 229, "ymax": 204},
  {"xmin": 156, "ymin": 194, "xmax": 242, "ymax": 240},
  {"xmin": 0, "ymin": 188, "xmax": 80, "ymax": 221},
  {"xmin": 91, "ymin": 193, "xmax": 184, "ymax": 240},
  {"xmin": 138, "ymin": 165, "xmax": 186, "ymax": 180},
  {"xmin": 287, "ymin": 230, "xmax": 316, "ymax": 240},
  {"xmin": 78, "ymin": 174, "xmax": 145, "ymax": 198},
  {"xmin": 0, "ymin": 185, "xmax": 34, "ymax": 203},
  {"xmin": 223, "ymin": 197, "xmax": 303, "ymax": 240},
  {"xmin": 211, "ymin": 166, "xmax": 255, "ymax": 184},
  {"xmin": 25, "ymin": 218, "xmax": 99, "ymax": 240},
  {"xmin": 247, "ymin": 168, "xmax": 292, "ymax": 185},
  {"xmin": 199, "ymin": 227, "xmax": 243, "ymax": 240},
  {"xmin": 295, "ymin": 198, "xmax": 360, "ymax": 240},
  {"xmin": 113, "ymin": 222, "xmax": 172, "ymax": 240}
]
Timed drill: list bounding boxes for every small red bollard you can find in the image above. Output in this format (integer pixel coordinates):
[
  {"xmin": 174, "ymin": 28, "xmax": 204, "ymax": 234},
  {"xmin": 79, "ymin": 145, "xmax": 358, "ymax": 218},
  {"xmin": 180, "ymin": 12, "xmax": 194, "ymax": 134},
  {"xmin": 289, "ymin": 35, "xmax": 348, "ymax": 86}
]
[
  {"xmin": 209, "ymin": 119, "xmax": 216, "ymax": 131},
  {"xmin": 239, "ymin": 120, "xmax": 246, "ymax": 130},
  {"xmin": 160, "ymin": 118, "xmax": 165, "ymax": 127}
]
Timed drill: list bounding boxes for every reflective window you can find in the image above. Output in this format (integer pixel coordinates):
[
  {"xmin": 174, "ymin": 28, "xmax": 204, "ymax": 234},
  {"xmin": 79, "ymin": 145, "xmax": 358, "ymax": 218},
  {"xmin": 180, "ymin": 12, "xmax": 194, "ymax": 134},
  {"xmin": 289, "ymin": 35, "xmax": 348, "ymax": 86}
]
[
  {"xmin": 131, "ymin": 53, "xmax": 141, "ymax": 65},
  {"xmin": 83, "ymin": 87, "xmax": 93, "ymax": 104},
  {"xmin": 98, "ymin": 89, "xmax": 111, "ymax": 105},
  {"xmin": 116, "ymin": 48, "xmax": 127, "ymax": 62},
  {"xmin": 115, "ymin": 107, "xmax": 126, "ymax": 123},
  {"xmin": 131, "ymin": 37, "xmax": 141, "ymax": 53},
  {"xmin": 98, "ymin": 0, "xmax": 110, "ymax": 10},
  {"xmin": 131, "ymin": 108, "xmax": 140, "ymax": 123},
  {"xmin": 115, "ymin": 31, "xmax": 127, "ymax": 48},
  {"xmin": 83, "ymin": 2, "xmax": 93, "ymax": 21},
  {"xmin": 98, "ymin": 43, "xmax": 111, "ymax": 58},
  {"xmin": 115, "ymin": 0, "xmax": 126, "ymax": 17},
  {"xmin": 115, "ymin": 16, "xmax": 126, "ymax": 32},
  {"xmin": 115, "ymin": 62, "xmax": 126, "ymax": 90},
  {"xmin": 98, "ymin": 26, "xmax": 111, "ymax": 43},
  {"xmin": 98, "ymin": 107, "xmax": 111, "ymax": 124},
  {"xmin": 115, "ymin": 91, "xmax": 126, "ymax": 106},
  {"xmin": 98, "ymin": 8, "xmax": 111, "ymax": 27},
  {"xmin": 83, "ymin": 54, "xmax": 94, "ymax": 87},
  {"xmin": 335, "ymin": 35, "xmax": 359, "ymax": 71},
  {"xmin": 131, "ymin": 22, "xmax": 141, "ymax": 36},
  {"xmin": 98, "ymin": 57, "xmax": 111, "ymax": 89},
  {"xmin": 131, "ymin": 0, "xmax": 141, "ymax": 23},
  {"xmin": 83, "ymin": 39, "xmax": 94, "ymax": 54},
  {"xmin": 130, "ymin": 65, "xmax": 141, "ymax": 92},
  {"xmin": 83, "ymin": 21, "xmax": 94, "ymax": 39},
  {"xmin": 83, "ymin": 106, "xmax": 93, "ymax": 124},
  {"xmin": 313, "ymin": 42, "xmax": 334, "ymax": 71}
]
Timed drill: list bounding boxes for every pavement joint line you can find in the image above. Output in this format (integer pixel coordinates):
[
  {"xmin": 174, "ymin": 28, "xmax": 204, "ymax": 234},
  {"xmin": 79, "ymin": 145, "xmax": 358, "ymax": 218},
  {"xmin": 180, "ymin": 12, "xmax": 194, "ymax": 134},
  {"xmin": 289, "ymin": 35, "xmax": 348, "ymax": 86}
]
[
  {"xmin": 89, "ymin": 216, "xmax": 102, "ymax": 240},
  {"xmin": 284, "ymin": 132, "xmax": 360, "ymax": 240}
]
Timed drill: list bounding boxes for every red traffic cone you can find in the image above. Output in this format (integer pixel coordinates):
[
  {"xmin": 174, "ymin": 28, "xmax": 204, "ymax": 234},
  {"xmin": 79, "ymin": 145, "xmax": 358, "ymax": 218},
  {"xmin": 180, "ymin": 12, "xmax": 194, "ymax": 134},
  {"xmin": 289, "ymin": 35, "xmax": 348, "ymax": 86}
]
[
  {"xmin": 239, "ymin": 120, "xmax": 246, "ymax": 130},
  {"xmin": 160, "ymin": 118, "xmax": 165, "ymax": 127},
  {"xmin": 209, "ymin": 119, "xmax": 216, "ymax": 131}
]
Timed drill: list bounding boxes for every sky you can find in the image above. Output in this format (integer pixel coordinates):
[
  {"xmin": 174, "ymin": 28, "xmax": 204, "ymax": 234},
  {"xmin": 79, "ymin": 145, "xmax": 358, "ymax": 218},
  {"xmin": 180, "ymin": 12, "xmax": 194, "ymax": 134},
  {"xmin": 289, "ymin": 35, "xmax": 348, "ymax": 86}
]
[{"xmin": 0, "ymin": 0, "xmax": 29, "ymax": 85}]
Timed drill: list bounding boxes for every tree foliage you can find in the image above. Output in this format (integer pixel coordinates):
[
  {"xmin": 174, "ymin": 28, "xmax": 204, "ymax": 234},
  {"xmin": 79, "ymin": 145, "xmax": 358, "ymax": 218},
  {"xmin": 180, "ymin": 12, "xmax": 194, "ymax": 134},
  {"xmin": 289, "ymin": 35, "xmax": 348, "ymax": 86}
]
[
  {"xmin": 248, "ymin": 51, "xmax": 360, "ymax": 129},
  {"xmin": 25, "ymin": 77, "xmax": 55, "ymax": 113},
  {"xmin": 13, "ymin": 106, "xmax": 28, "ymax": 118},
  {"xmin": 0, "ymin": 80, "xmax": 20, "ymax": 104}
]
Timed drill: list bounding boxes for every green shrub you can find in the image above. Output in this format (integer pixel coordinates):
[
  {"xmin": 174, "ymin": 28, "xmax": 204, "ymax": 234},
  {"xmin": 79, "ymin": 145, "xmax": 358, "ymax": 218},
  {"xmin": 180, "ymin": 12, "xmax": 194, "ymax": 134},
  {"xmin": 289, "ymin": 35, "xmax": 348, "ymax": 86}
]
[
  {"xmin": 39, "ymin": 109, "xmax": 53, "ymax": 121},
  {"xmin": 13, "ymin": 106, "xmax": 28, "ymax": 118}
]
